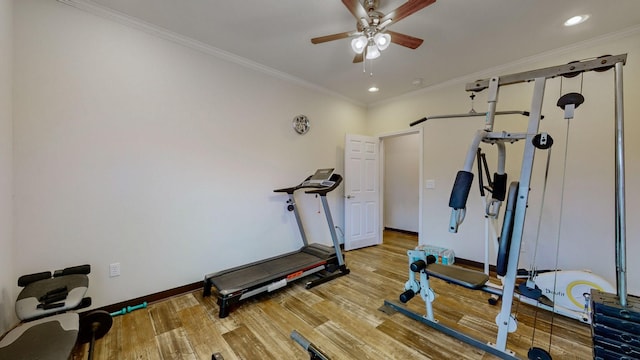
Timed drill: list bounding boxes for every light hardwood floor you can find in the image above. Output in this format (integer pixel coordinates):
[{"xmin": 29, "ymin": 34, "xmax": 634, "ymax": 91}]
[{"xmin": 72, "ymin": 230, "xmax": 592, "ymax": 359}]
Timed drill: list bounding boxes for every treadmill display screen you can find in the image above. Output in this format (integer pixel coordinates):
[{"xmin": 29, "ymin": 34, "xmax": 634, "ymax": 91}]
[{"xmin": 309, "ymin": 168, "xmax": 334, "ymax": 182}]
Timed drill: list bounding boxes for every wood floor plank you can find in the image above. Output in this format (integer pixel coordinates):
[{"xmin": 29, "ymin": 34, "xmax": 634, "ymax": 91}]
[
  {"xmin": 311, "ymin": 285, "xmax": 387, "ymax": 328},
  {"xmin": 171, "ymin": 292, "xmax": 200, "ymax": 312},
  {"xmin": 377, "ymin": 316, "xmax": 493, "ymax": 360},
  {"xmin": 256, "ymin": 297, "xmax": 316, "ymax": 335},
  {"xmin": 114, "ymin": 306, "xmax": 162, "ymax": 360},
  {"xmin": 281, "ymin": 295, "xmax": 329, "ymax": 328},
  {"xmin": 222, "ymin": 324, "xmax": 279, "ymax": 360},
  {"xmin": 72, "ymin": 230, "xmax": 594, "ymax": 359},
  {"xmin": 332, "ymin": 271, "xmax": 395, "ymax": 302},
  {"xmin": 149, "ymin": 300, "xmax": 183, "ymax": 335},
  {"xmin": 178, "ymin": 303, "xmax": 239, "ymax": 360},
  {"xmin": 234, "ymin": 305, "xmax": 302, "ymax": 360},
  {"xmin": 256, "ymin": 298, "xmax": 345, "ymax": 359},
  {"xmin": 156, "ymin": 327, "xmax": 197, "ymax": 360},
  {"xmin": 316, "ymin": 320, "xmax": 389, "ymax": 360},
  {"xmin": 282, "ymin": 282, "xmax": 326, "ymax": 307},
  {"xmin": 313, "ymin": 298, "xmax": 425, "ymax": 359}
]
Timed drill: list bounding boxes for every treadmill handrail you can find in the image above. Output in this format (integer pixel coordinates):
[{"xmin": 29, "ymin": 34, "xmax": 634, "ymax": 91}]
[
  {"xmin": 273, "ymin": 175, "xmax": 313, "ymax": 194},
  {"xmin": 274, "ymin": 174, "xmax": 342, "ymax": 195}
]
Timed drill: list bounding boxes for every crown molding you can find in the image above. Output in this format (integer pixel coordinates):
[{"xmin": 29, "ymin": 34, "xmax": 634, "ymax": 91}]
[
  {"xmin": 55, "ymin": 0, "xmax": 364, "ymax": 107},
  {"xmin": 370, "ymin": 24, "xmax": 640, "ymax": 108}
]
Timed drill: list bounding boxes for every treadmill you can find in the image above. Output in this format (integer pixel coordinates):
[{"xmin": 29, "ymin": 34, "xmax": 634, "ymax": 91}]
[{"xmin": 203, "ymin": 169, "xmax": 350, "ymax": 318}]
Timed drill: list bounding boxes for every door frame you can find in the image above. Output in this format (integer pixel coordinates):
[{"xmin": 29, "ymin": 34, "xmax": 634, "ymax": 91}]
[{"xmin": 378, "ymin": 127, "xmax": 424, "ymax": 243}]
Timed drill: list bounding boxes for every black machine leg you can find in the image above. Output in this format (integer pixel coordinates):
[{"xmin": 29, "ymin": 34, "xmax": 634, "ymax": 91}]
[
  {"xmin": 218, "ymin": 299, "xmax": 230, "ymax": 318},
  {"xmin": 217, "ymin": 294, "xmax": 242, "ymax": 318},
  {"xmin": 203, "ymin": 279, "xmax": 212, "ymax": 297}
]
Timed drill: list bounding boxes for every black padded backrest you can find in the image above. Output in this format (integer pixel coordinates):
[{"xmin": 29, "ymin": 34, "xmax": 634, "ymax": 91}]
[
  {"xmin": 17, "ymin": 272, "xmax": 51, "ymax": 287},
  {"xmin": 496, "ymin": 182, "xmax": 519, "ymax": 277},
  {"xmin": 53, "ymin": 264, "xmax": 90, "ymax": 277}
]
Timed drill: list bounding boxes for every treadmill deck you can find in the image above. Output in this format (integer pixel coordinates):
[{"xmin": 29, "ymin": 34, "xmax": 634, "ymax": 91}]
[{"xmin": 207, "ymin": 245, "xmax": 336, "ymax": 294}]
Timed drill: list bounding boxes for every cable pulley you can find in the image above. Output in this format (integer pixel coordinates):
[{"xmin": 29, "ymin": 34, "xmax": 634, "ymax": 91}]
[
  {"xmin": 528, "ymin": 347, "xmax": 552, "ymax": 360},
  {"xmin": 561, "ymin": 60, "xmax": 582, "ymax": 78},
  {"xmin": 593, "ymin": 54, "xmax": 615, "ymax": 72},
  {"xmin": 557, "ymin": 92, "xmax": 584, "ymax": 120},
  {"xmin": 532, "ymin": 133, "xmax": 554, "ymax": 150},
  {"xmin": 556, "ymin": 92, "xmax": 584, "ymax": 110}
]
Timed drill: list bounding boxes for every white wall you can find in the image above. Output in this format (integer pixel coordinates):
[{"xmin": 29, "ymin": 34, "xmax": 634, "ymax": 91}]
[
  {"xmin": 0, "ymin": 0, "xmax": 14, "ymax": 333},
  {"xmin": 12, "ymin": 0, "xmax": 366, "ymax": 309},
  {"xmin": 6, "ymin": 1, "xmax": 639, "ymax": 323},
  {"xmin": 367, "ymin": 31, "xmax": 640, "ymax": 295},
  {"xmin": 383, "ymin": 134, "xmax": 419, "ymax": 232}
]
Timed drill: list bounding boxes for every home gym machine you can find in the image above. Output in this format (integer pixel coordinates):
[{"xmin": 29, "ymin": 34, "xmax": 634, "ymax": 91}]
[
  {"xmin": 203, "ymin": 169, "xmax": 350, "ymax": 318},
  {"xmin": 474, "ymin": 125, "xmax": 614, "ymax": 324},
  {"xmin": 384, "ymin": 54, "xmax": 628, "ymax": 359},
  {"xmin": 414, "ymin": 85, "xmax": 616, "ymax": 327}
]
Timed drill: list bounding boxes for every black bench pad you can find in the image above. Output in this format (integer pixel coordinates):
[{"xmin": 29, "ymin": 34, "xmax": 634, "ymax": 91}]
[{"xmin": 426, "ymin": 264, "xmax": 489, "ymax": 290}]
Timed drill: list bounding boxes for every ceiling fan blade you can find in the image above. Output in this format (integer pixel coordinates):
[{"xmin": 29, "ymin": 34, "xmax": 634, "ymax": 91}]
[
  {"xmin": 342, "ymin": 0, "xmax": 370, "ymax": 21},
  {"xmin": 311, "ymin": 31, "xmax": 355, "ymax": 44},
  {"xmin": 387, "ymin": 30, "xmax": 424, "ymax": 49},
  {"xmin": 353, "ymin": 53, "xmax": 364, "ymax": 63},
  {"xmin": 381, "ymin": 0, "xmax": 435, "ymax": 25}
]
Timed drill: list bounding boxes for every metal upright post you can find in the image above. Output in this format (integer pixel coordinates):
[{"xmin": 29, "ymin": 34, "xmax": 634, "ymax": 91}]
[
  {"xmin": 614, "ymin": 61, "xmax": 627, "ymax": 307},
  {"xmin": 289, "ymin": 193, "xmax": 309, "ymax": 247},
  {"xmin": 485, "ymin": 77, "xmax": 500, "ymax": 131},
  {"xmin": 495, "ymin": 77, "xmax": 546, "ymax": 352},
  {"xmin": 320, "ymin": 195, "xmax": 345, "ymax": 267}
]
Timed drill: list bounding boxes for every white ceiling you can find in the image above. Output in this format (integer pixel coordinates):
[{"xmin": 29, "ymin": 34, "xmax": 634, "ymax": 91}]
[{"xmin": 73, "ymin": 0, "xmax": 640, "ymax": 105}]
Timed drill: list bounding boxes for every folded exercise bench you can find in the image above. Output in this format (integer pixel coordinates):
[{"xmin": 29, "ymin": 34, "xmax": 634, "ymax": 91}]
[
  {"xmin": 0, "ymin": 312, "xmax": 79, "ymax": 359},
  {"xmin": 0, "ymin": 264, "xmax": 112, "ymax": 360}
]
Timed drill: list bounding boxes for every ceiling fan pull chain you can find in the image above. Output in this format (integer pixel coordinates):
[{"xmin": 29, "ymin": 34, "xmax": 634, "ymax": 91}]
[{"xmin": 369, "ymin": 57, "xmax": 374, "ymax": 76}]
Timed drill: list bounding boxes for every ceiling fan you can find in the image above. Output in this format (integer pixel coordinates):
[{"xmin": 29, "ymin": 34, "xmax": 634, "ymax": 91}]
[{"xmin": 311, "ymin": 0, "xmax": 436, "ymax": 63}]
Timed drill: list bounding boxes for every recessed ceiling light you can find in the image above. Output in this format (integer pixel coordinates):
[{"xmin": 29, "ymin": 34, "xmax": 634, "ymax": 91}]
[
  {"xmin": 368, "ymin": 86, "xmax": 379, "ymax": 93},
  {"xmin": 564, "ymin": 14, "xmax": 590, "ymax": 27}
]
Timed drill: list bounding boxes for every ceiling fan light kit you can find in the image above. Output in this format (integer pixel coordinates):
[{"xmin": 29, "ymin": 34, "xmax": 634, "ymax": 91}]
[
  {"xmin": 351, "ymin": 36, "xmax": 367, "ymax": 54},
  {"xmin": 374, "ymin": 33, "xmax": 391, "ymax": 50},
  {"xmin": 350, "ymin": 28, "xmax": 390, "ymax": 59},
  {"xmin": 366, "ymin": 41, "xmax": 381, "ymax": 59},
  {"xmin": 311, "ymin": 0, "xmax": 435, "ymax": 63}
]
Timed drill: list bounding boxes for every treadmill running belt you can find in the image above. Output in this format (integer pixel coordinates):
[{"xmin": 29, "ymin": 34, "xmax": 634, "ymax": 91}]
[{"xmin": 210, "ymin": 252, "xmax": 326, "ymax": 292}]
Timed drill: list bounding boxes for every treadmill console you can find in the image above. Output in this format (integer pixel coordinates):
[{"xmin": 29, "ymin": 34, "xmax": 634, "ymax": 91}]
[
  {"xmin": 274, "ymin": 169, "xmax": 341, "ymax": 195},
  {"xmin": 302, "ymin": 168, "xmax": 335, "ymax": 187}
]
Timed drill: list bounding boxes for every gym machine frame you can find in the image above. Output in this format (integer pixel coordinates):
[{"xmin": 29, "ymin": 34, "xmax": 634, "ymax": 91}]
[{"xmin": 384, "ymin": 54, "xmax": 628, "ymax": 359}]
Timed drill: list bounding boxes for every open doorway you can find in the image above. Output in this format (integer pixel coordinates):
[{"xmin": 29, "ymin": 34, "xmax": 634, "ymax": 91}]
[
  {"xmin": 380, "ymin": 129, "xmax": 423, "ymax": 244},
  {"xmin": 343, "ymin": 129, "xmax": 422, "ymax": 250}
]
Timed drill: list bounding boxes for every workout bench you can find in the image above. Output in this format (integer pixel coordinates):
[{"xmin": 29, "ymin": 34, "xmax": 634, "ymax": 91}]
[{"xmin": 0, "ymin": 264, "xmax": 112, "ymax": 360}]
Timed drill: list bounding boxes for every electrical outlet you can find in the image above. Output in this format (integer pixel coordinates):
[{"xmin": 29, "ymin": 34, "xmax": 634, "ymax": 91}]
[{"xmin": 109, "ymin": 262, "xmax": 121, "ymax": 277}]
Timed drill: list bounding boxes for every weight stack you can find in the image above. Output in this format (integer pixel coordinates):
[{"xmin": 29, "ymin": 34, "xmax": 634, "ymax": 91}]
[{"xmin": 591, "ymin": 289, "xmax": 640, "ymax": 359}]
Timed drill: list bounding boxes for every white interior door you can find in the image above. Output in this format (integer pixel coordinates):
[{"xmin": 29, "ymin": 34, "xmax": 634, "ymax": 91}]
[{"xmin": 344, "ymin": 134, "xmax": 381, "ymax": 250}]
